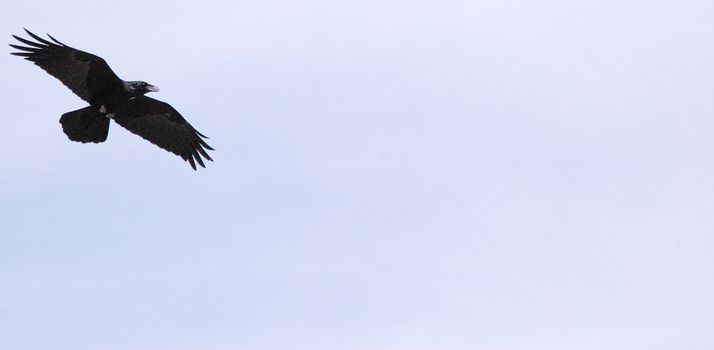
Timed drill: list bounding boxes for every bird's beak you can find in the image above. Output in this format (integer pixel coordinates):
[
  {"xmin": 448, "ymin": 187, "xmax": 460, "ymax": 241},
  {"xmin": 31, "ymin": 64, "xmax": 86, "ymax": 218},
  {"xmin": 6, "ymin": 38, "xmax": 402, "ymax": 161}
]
[{"xmin": 146, "ymin": 85, "xmax": 160, "ymax": 92}]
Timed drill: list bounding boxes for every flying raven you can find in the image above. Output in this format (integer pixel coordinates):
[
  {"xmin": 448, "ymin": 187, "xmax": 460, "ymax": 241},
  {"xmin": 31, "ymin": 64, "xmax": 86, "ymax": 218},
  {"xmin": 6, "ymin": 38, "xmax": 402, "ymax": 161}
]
[{"xmin": 9, "ymin": 29, "xmax": 213, "ymax": 170}]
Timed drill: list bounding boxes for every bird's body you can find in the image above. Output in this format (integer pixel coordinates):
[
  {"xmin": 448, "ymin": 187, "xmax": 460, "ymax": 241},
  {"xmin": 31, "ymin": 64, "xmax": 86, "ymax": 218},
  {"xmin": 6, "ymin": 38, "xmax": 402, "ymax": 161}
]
[{"xmin": 9, "ymin": 29, "xmax": 213, "ymax": 170}]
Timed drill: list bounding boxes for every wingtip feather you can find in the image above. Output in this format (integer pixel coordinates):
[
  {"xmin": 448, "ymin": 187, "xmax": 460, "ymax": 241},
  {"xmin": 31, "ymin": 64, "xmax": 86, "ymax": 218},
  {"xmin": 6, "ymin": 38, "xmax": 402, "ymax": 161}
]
[
  {"xmin": 46, "ymin": 33, "xmax": 66, "ymax": 46},
  {"xmin": 23, "ymin": 29, "xmax": 53, "ymax": 46},
  {"xmin": 190, "ymin": 148, "xmax": 205, "ymax": 168},
  {"xmin": 12, "ymin": 34, "xmax": 47, "ymax": 48},
  {"xmin": 196, "ymin": 145, "xmax": 213, "ymax": 161},
  {"xmin": 9, "ymin": 44, "xmax": 38, "ymax": 52},
  {"xmin": 197, "ymin": 138, "xmax": 214, "ymax": 150}
]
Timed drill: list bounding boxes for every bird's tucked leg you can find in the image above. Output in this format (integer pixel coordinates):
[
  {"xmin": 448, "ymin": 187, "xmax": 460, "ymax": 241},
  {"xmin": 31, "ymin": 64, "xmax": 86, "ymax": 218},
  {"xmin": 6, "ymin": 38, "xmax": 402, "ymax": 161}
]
[{"xmin": 99, "ymin": 105, "xmax": 107, "ymax": 114}]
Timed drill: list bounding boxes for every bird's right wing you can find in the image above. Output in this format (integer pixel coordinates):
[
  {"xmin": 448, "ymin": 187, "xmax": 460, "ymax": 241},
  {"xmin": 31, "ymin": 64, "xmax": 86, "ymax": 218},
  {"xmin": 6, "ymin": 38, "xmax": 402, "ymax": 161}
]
[
  {"xmin": 10, "ymin": 29, "xmax": 123, "ymax": 103},
  {"xmin": 112, "ymin": 96, "xmax": 214, "ymax": 170}
]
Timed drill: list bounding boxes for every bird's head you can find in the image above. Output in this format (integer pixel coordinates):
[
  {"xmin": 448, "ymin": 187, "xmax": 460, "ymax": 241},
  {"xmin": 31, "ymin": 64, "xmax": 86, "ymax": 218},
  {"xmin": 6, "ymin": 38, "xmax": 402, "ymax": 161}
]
[{"xmin": 123, "ymin": 81, "xmax": 160, "ymax": 95}]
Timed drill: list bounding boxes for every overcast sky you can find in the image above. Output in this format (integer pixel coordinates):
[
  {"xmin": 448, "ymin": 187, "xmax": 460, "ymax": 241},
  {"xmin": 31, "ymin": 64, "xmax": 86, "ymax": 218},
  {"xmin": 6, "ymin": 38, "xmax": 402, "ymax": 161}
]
[{"xmin": 1, "ymin": 1, "xmax": 714, "ymax": 349}]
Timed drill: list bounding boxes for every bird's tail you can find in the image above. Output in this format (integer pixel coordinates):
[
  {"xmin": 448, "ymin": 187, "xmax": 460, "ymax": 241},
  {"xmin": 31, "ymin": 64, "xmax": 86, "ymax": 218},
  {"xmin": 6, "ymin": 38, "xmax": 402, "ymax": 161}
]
[{"xmin": 59, "ymin": 106, "xmax": 110, "ymax": 143}]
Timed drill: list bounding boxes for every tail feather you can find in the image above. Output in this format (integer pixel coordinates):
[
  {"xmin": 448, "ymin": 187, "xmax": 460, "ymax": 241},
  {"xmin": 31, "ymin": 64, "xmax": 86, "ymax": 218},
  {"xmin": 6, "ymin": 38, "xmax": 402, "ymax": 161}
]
[{"xmin": 59, "ymin": 106, "xmax": 110, "ymax": 143}]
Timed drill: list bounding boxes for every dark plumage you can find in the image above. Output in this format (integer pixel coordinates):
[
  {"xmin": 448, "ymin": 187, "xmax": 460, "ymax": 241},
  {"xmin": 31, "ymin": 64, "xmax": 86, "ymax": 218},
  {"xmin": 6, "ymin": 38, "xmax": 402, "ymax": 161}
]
[{"xmin": 9, "ymin": 29, "xmax": 213, "ymax": 170}]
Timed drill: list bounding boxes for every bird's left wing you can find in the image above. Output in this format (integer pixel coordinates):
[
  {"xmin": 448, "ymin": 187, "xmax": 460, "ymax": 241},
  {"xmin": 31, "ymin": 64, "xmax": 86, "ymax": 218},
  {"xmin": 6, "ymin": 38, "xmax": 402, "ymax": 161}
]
[
  {"xmin": 112, "ymin": 96, "xmax": 214, "ymax": 170},
  {"xmin": 10, "ymin": 29, "xmax": 124, "ymax": 103}
]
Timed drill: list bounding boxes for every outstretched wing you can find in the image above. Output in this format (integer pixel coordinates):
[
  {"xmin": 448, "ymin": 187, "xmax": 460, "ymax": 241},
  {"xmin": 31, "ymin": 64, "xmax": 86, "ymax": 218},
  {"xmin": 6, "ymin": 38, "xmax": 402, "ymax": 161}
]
[
  {"xmin": 112, "ymin": 96, "xmax": 214, "ymax": 170},
  {"xmin": 9, "ymin": 29, "xmax": 123, "ymax": 103}
]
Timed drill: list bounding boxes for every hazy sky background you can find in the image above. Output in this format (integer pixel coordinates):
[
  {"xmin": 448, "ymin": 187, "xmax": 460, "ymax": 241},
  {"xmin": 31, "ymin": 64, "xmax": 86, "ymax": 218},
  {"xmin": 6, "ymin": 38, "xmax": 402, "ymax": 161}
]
[{"xmin": 1, "ymin": 1, "xmax": 714, "ymax": 349}]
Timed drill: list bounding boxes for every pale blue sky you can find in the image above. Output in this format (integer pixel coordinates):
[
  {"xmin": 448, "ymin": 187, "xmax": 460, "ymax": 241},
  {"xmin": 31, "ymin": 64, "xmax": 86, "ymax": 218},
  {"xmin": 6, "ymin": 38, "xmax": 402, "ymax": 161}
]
[{"xmin": 2, "ymin": 1, "xmax": 714, "ymax": 349}]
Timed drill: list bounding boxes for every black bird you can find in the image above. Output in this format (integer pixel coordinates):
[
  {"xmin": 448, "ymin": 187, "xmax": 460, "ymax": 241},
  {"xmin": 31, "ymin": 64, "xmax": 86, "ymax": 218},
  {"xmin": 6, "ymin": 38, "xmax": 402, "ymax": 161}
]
[{"xmin": 9, "ymin": 29, "xmax": 213, "ymax": 170}]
